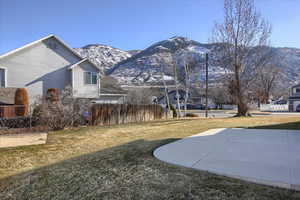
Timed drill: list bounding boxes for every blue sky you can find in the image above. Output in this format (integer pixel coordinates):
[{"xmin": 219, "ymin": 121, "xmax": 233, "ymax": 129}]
[{"xmin": 0, "ymin": 0, "xmax": 300, "ymax": 54}]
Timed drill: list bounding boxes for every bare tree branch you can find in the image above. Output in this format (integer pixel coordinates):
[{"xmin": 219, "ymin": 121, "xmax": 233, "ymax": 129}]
[{"xmin": 211, "ymin": 0, "xmax": 272, "ymax": 116}]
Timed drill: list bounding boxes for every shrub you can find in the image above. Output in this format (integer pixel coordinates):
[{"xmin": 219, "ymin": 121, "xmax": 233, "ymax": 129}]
[
  {"xmin": 14, "ymin": 88, "xmax": 29, "ymax": 116},
  {"xmin": 31, "ymin": 104, "xmax": 43, "ymax": 126},
  {"xmin": 41, "ymin": 86, "xmax": 84, "ymax": 130},
  {"xmin": 46, "ymin": 88, "xmax": 59, "ymax": 103},
  {"xmin": 185, "ymin": 113, "xmax": 199, "ymax": 117}
]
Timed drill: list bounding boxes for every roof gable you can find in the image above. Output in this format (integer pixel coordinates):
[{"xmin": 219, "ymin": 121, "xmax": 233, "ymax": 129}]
[
  {"xmin": 68, "ymin": 58, "xmax": 100, "ymax": 71},
  {"xmin": 0, "ymin": 34, "xmax": 100, "ymax": 71},
  {"xmin": 292, "ymin": 84, "xmax": 300, "ymax": 89},
  {"xmin": 0, "ymin": 35, "xmax": 81, "ymax": 60}
]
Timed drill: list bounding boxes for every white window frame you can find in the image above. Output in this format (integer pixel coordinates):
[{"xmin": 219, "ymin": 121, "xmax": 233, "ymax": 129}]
[
  {"xmin": 0, "ymin": 66, "xmax": 7, "ymax": 88},
  {"xmin": 84, "ymin": 71, "xmax": 98, "ymax": 85}
]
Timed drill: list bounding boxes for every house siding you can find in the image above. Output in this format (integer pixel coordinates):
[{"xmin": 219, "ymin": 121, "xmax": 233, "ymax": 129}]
[
  {"xmin": 72, "ymin": 61, "xmax": 100, "ymax": 98},
  {"xmin": 0, "ymin": 37, "xmax": 81, "ymax": 103}
]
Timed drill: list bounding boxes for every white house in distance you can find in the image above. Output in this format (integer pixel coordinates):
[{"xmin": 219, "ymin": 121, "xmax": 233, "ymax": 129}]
[
  {"xmin": 288, "ymin": 84, "xmax": 300, "ymax": 112},
  {"xmin": 0, "ymin": 35, "xmax": 126, "ymax": 104}
]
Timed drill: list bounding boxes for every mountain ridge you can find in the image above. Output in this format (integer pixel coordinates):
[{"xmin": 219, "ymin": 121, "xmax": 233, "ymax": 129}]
[
  {"xmin": 74, "ymin": 44, "xmax": 132, "ymax": 73},
  {"xmin": 75, "ymin": 36, "xmax": 300, "ymax": 87}
]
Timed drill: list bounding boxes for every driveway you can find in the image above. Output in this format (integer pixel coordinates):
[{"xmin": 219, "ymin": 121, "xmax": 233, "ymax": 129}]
[
  {"xmin": 154, "ymin": 128, "xmax": 300, "ymax": 190},
  {"xmin": 192, "ymin": 110, "xmax": 300, "ymax": 118}
]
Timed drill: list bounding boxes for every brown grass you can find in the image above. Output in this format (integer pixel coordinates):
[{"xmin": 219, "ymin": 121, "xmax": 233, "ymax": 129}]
[{"xmin": 0, "ymin": 116, "xmax": 300, "ymax": 199}]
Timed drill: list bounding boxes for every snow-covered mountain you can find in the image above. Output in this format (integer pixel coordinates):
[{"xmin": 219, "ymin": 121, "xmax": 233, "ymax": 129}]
[
  {"xmin": 127, "ymin": 50, "xmax": 142, "ymax": 56},
  {"xmin": 268, "ymin": 47, "xmax": 300, "ymax": 86},
  {"xmin": 74, "ymin": 37, "xmax": 300, "ymax": 87},
  {"xmin": 107, "ymin": 36, "xmax": 223, "ymax": 85},
  {"xmin": 74, "ymin": 44, "xmax": 132, "ymax": 73}
]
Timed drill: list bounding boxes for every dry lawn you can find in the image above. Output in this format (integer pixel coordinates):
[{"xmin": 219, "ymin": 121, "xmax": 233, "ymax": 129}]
[{"xmin": 1, "ymin": 116, "xmax": 300, "ymax": 199}]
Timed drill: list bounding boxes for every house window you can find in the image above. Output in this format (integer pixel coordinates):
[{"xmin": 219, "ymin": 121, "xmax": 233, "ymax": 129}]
[
  {"xmin": 84, "ymin": 72, "xmax": 97, "ymax": 85},
  {"xmin": 296, "ymin": 88, "xmax": 300, "ymax": 93}
]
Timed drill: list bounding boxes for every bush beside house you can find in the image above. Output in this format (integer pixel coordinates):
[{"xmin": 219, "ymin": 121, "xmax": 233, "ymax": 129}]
[
  {"xmin": 46, "ymin": 88, "xmax": 60, "ymax": 103},
  {"xmin": 14, "ymin": 88, "xmax": 29, "ymax": 116},
  {"xmin": 1, "ymin": 86, "xmax": 172, "ymax": 134}
]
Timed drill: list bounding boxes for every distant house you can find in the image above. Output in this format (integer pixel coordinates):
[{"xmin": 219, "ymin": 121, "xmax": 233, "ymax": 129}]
[
  {"xmin": 288, "ymin": 84, "xmax": 300, "ymax": 111},
  {"xmin": 0, "ymin": 35, "xmax": 126, "ymax": 104},
  {"xmin": 156, "ymin": 89, "xmax": 187, "ymax": 108}
]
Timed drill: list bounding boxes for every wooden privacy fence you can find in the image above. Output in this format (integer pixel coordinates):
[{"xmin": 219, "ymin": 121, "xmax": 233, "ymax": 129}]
[
  {"xmin": 91, "ymin": 104, "xmax": 170, "ymax": 125},
  {"xmin": 0, "ymin": 105, "xmax": 26, "ymax": 118}
]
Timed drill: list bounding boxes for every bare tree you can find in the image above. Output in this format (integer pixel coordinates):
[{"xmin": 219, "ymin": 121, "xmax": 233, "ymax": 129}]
[
  {"xmin": 160, "ymin": 66, "xmax": 171, "ymax": 111},
  {"xmin": 212, "ymin": 0, "xmax": 272, "ymax": 116},
  {"xmin": 183, "ymin": 61, "xmax": 191, "ymax": 115},
  {"xmin": 253, "ymin": 64, "xmax": 282, "ymax": 105},
  {"xmin": 209, "ymin": 84, "xmax": 233, "ymax": 109},
  {"xmin": 125, "ymin": 88, "xmax": 154, "ymax": 105},
  {"xmin": 173, "ymin": 60, "xmax": 182, "ymax": 117}
]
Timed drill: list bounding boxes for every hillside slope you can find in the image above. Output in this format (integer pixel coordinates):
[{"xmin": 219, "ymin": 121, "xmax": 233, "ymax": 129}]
[
  {"xmin": 75, "ymin": 37, "xmax": 300, "ymax": 87},
  {"xmin": 74, "ymin": 44, "xmax": 132, "ymax": 73}
]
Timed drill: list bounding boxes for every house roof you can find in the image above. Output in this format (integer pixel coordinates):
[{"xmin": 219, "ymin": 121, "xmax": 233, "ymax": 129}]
[
  {"xmin": 68, "ymin": 58, "xmax": 100, "ymax": 71},
  {"xmin": 288, "ymin": 96, "xmax": 300, "ymax": 100},
  {"xmin": 0, "ymin": 35, "xmax": 55, "ymax": 60},
  {"xmin": 157, "ymin": 89, "xmax": 187, "ymax": 102},
  {"xmin": 0, "ymin": 88, "xmax": 18, "ymax": 104},
  {"xmin": 291, "ymin": 84, "xmax": 300, "ymax": 89},
  {"xmin": 68, "ymin": 59, "xmax": 88, "ymax": 70},
  {"xmin": 99, "ymin": 94, "xmax": 127, "ymax": 97},
  {"xmin": 0, "ymin": 34, "xmax": 101, "ymax": 71}
]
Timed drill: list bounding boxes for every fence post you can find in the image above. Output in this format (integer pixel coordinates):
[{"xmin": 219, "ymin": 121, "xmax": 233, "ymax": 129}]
[{"xmin": 118, "ymin": 104, "xmax": 121, "ymax": 124}]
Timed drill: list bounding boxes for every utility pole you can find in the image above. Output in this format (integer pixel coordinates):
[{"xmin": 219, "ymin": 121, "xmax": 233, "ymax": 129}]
[{"xmin": 205, "ymin": 53, "xmax": 209, "ymax": 118}]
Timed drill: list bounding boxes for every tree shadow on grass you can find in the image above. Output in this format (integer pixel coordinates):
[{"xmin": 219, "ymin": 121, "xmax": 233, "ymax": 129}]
[
  {"xmin": 250, "ymin": 120, "xmax": 300, "ymax": 130},
  {"xmin": 0, "ymin": 137, "xmax": 299, "ymax": 200}
]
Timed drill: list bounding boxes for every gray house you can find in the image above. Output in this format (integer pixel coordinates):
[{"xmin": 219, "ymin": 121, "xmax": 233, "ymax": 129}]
[
  {"xmin": 0, "ymin": 35, "xmax": 116, "ymax": 104},
  {"xmin": 288, "ymin": 84, "xmax": 300, "ymax": 111}
]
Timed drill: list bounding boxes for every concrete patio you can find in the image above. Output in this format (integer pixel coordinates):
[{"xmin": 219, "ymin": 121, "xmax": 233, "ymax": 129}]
[
  {"xmin": 154, "ymin": 128, "xmax": 300, "ymax": 191},
  {"xmin": 0, "ymin": 133, "xmax": 47, "ymax": 148}
]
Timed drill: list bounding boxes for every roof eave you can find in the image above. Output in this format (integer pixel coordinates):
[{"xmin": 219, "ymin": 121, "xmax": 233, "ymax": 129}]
[
  {"xmin": 68, "ymin": 58, "xmax": 100, "ymax": 72},
  {"xmin": 0, "ymin": 34, "xmax": 55, "ymax": 59},
  {"xmin": 100, "ymin": 94, "xmax": 127, "ymax": 96},
  {"xmin": 0, "ymin": 34, "xmax": 101, "ymax": 72}
]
